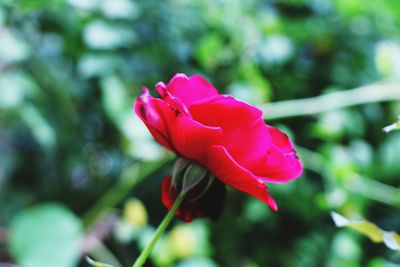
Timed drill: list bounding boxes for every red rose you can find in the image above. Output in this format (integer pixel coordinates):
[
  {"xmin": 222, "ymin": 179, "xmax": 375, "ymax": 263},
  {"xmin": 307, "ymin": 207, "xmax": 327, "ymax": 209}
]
[{"xmin": 135, "ymin": 74, "xmax": 303, "ymax": 222}]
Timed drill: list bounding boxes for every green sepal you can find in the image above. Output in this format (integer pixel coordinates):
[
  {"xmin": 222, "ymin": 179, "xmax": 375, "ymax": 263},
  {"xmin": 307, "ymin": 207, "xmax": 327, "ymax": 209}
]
[
  {"xmin": 182, "ymin": 163, "xmax": 208, "ymax": 194},
  {"xmin": 171, "ymin": 157, "xmax": 190, "ymax": 191}
]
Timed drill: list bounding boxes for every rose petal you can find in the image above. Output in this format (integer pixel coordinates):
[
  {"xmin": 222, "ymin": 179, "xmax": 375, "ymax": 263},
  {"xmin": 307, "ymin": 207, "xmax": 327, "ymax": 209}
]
[
  {"xmin": 206, "ymin": 146, "xmax": 278, "ymax": 211},
  {"xmin": 134, "ymin": 88, "xmax": 175, "ymax": 151},
  {"xmin": 268, "ymin": 127, "xmax": 296, "ymax": 153},
  {"xmin": 189, "ymin": 96, "xmax": 268, "ymax": 164},
  {"xmin": 254, "ymin": 127, "xmax": 303, "ymax": 183},
  {"xmin": 190, "ymin": 96, "xmax": 302, "ymax": 183},
  {"xmin": 171, "ymin": 115, "xmax": 222, "ymax": 161},
  {"xmin": 155, "ymin": 82, "xmax": 190, "ymax": 115},
  {"xmin": 156, "ymin": 73, "xmax": 218, "ymax": 107},
  {"xmin": 161, "ymin": 176, "xmax": 197, "ymax": 223},
  {"xmin": 135, "ymin": 88, "xmax": 222, "ymax": 160}
]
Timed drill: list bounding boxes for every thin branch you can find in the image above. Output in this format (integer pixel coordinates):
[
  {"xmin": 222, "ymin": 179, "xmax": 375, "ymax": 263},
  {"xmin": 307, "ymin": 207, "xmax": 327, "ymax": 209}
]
[{"xmin": 262, "ymin": 83, "xmax": 400, "ymax": 120}]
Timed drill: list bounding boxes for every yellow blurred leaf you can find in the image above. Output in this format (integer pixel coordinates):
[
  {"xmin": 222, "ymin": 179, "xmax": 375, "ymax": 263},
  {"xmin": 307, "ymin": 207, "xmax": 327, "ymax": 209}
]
[
  {"xmin": 348, "ymin": 221, "xmax": 383, "ymax": 243},
  {"xmin": 123, "ymin": 198, "xmax": 148, "ymax": 229},
  {"xmin": 168, "ymin": 224, "xmax": 198, "ymax": 259},
  {"xmin": 331, "ymin": 212, "xmax": 400, "ymax": 252}
]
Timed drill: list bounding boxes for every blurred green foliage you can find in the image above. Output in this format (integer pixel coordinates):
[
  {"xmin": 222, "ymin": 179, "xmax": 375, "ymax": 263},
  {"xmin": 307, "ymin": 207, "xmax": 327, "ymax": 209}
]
[
  {"xmin": 9, "ymin": 204, "xmax": 82, "ymax": 267},
  {"xmin": 1, "ymin": 0, "xmax": 400, "ymax": 266}
]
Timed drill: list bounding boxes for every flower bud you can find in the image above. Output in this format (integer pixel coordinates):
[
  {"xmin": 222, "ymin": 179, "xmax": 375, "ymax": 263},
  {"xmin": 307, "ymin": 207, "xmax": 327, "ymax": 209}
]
[
  {"xmin": 161, "ymin": 158, "xmax": 227, "ymax": 222},
  {"xmin": 172, "ymin": 158, "xmax": 211, "ymax": 198}
]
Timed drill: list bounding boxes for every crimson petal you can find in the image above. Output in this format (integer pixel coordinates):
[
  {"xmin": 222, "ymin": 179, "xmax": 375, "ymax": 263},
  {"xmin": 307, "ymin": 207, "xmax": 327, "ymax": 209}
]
[
  {"xmin": 254, "ymin": 127, "xmax": 303, "ymax": 183},
  {"xmin": 190, "ymin": 95, "xmax": 302, "ymax": 183},
  {"xmin": 206, "ymin": 145, "xmax": 278, "ymax": 211},
  {"xmin": 134, "ymin": 88, "xmax": 222, "ymax": 160},
  {"xmin": 134, "ymin": 88, "xmax": 174, "ymax": 152},
  {"xmin": 156, "ymin": 73, "xmax": 218, "ymax": 107},
  {"xmin": 161, "ymin": 175, "xmax": 226, "ymax": 223}
]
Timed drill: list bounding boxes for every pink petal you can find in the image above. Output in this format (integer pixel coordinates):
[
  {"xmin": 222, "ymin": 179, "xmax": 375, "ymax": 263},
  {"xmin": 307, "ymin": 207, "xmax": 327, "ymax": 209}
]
[
  {"xmin": 155, "ymin": 82, "xmax": 190, "ymax": 115},
  {"xmin": 172, "ymin": 114, "xmax": 222, "ymax": 161},
  {"xmin": 156, "ymin": 74, "xmax": 219, "ymax": 107},
  {"xmin": 206, "ymin": 146, "xmax": 278, "ymax": 211},
  {"xmin": 134, "ymin": 88, "xmax": 222, "ymax": 161},
  {"xmin": 254, "ymin": 127, "xmax": 303, "ymax": 183},
  {"xmin": 134, "ymin": 88, "xmax": 175, "ymax": 152},
  {"xmin": 190, "ymin": 95, "xmax": 302, "ymax": 183}
]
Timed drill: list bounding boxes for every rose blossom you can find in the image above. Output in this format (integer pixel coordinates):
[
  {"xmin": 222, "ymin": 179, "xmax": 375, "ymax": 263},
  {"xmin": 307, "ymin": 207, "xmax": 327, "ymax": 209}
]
[{"xmin": 135, "ymin": 73, "xmax": 303, "ymax": 222}]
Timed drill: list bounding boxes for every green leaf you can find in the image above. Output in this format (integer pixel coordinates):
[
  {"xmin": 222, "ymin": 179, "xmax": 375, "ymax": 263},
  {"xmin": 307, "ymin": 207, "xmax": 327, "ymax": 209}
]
[
  {"xmin": 0, "ymin": 29, "xmax": 30, "ymax": 64},
  {"xmin": 176, "ymin": 257, "xmax": 219, "ymax": 267},
  {"xmin": 0, "ymin": 71, "xmax": 36, "ymax": 109},
  {"xmin": 83, "ymin": 20, "xmax": 137, "ymax": 49},
  {"xmin": 195, "ymin": 33, "xmax": 225, "ymax": 69},
  {"xmin": 230, "ymin": 61, "xmax": 271, "ymax": 104},
  {"xmin": 68, "ymin": 0, "xmax": 97, "ymax": 10},
  {"xmin": 86, "ymin": 256, "xmax": 116, "ymax": 267},
  {"xmin": 335, "ymin": 0, "xmax": 367, "ymax": 17},
  {"xmin": 100, "ymin": 0, "xmax": 139, "ymax": 19},
  {"xmin": 20, "ymin": 104, "xmax": 56, "ymax": 149},
  {"xmin": 100, "ymin": 74, "xmax": 129, "ymax": 119},
  {"xmin": 78, "ymin": 54, "xmax": 123, "ymax": 78},
  {"xmin": 9, "ymin": 203, "xmax": 83, "ymax": 267},
  {"xmin": 379, "ymin": 133, "xmax": 400, "ymax": 178},
  {"xmin": 383, "ymin": 116, "xmax": 400, "ymax": 133},
  {"xmin": 18, "ymin": 0, "xmax": 65, "ymax": 12},
  {"xmin": 331, "ymin": 212, "xmax": 400, "ymax": 251}
]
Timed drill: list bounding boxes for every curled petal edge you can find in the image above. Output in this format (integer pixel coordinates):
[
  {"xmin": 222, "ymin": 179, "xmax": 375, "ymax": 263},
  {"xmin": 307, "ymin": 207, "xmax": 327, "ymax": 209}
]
[
  {"xmin": 134, "ymin": 88, "xmax": 223, "ymax": 161},
  {"xmin": 157, "ymin": 73, "xmax": 219, "ymax": 107}
]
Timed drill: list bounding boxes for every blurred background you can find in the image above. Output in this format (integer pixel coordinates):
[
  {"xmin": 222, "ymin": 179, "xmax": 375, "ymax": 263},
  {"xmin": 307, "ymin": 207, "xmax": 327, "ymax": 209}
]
[{"xmin": 1, "ymin": 0, "xmax": 400, "ymax": 266}]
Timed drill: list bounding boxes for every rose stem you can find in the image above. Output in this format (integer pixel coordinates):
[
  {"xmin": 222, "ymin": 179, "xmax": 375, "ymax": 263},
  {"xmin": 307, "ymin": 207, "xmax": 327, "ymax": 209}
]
[{"xmin": 131, "ymin": 193, "xmax": 185, "ymax": 267}]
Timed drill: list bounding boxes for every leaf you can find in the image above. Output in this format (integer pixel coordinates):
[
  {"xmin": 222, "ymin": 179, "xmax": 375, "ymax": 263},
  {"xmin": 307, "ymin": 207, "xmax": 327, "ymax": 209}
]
[
  {"xmin": 20, "ymin": 104, "xmax": 56, "ymax": 149},
  {"xmin": 0, "ymin": 71, "xmax": 36, "ymax": 109},
  {"xmin": 100, "ymin": 0, "xmax": 139, "ymax": 19},
  {"xmin": 375, "ymin": 41, "xmax": 400, "ymax": 79},
  {"xmin": 78, "ymin": 54, "xmax": 123, "ymax": 78},
  {"xmin": 383, "ymin": 116, "xmax": 400, "ymax": 133},
  {"xmin": 9, "ymin": 203, "xmax": 83, "ymax": 267},
  {"xmin": 195, "ymin": 33, "xmax": 225, "ymax": 69},
  {"xmin": 123, "ymin": 198, "xmax": 148, "ymax": 229},
  {"xmin": 331, "ymin": 212, "xmax": 400, "ymax": 252},
  {"xmin": 83, "ymin": 20, "xmax": 136, "ymax": 49},
  {"xmin": 379, "ymin": 133, "xmax": 400, "ymax": 178},
  {"xmin": 0, "ymin": 29, "xmax": 30, "ymax": 64},
  {"xmin": 86, "ymin": 256, "xmax": 116, "ymax": 267},
  {"xmin": 100, "ymin": 74, "xmax": 129, "ymax": 120},
  {"xmin": 176, "ymin": 257, "xmax": 219, "ymax": 267},
  {"xmin": 18, "ymin": 0, "xmax": 65, "ymax": 13}
]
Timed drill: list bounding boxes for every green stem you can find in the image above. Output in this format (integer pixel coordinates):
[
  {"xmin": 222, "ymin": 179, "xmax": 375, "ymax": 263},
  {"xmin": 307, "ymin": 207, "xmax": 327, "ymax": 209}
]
[
  {"xmin": 261, "ymin": 82, "xmax": 400, "ymax": 120},
  {"xmin": 132, "ymin": 193, "xmax": 185, "ymax": 267}
]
